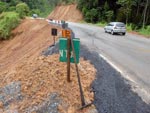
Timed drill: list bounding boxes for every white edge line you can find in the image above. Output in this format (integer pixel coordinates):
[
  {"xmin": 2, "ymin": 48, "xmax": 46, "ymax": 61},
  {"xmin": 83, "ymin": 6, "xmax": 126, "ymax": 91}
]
[
  {"xmin": 99, "ymin": 54, "xmax": 123, "ymax": 75},
  {"xmin": 99, "ymin": 53, "xmax": 137, "ymax": 83},
  {"xmin": 99, "ymin": 53, "xmax": 150, "ymax": 103}
]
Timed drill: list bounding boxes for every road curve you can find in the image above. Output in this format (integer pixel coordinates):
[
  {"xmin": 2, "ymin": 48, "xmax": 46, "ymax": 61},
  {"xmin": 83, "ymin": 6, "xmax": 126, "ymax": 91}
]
[{"xmin": 68, "ymin": 22, "xmax": 150, "ymax": 101}]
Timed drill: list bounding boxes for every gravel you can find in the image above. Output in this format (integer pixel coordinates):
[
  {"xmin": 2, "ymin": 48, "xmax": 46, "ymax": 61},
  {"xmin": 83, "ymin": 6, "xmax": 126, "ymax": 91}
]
[
  {"xmin": 80, "ymin": 45, "xmax": 150, "ymax": 113},
  {"xmin": 26, "ymin": 93, "xmax": 61, "ymax": 113},
  {"xmin": 0, "ymin": 76, "xmax": 61, "ymax": 113},
  {"xmin": 1, "ymin": 37, "xmax": 149, "ymax": 113},
  {"xmin": 43, "ymin": 41, "xmax": 150, "ymax": 113},
  {"xmin": 0, "ymin": 82, "xmax": 22, "ymax": 107}
]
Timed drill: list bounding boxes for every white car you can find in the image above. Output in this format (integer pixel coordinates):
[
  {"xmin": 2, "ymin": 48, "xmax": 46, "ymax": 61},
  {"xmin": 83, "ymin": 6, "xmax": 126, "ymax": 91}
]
[
  {"xmin": 32, "ymin": 14, "xmax": 38, "ymax": 18},
  {"xmin": 104, "ymin": 22, "xmax": 126, "ymax": 35}
]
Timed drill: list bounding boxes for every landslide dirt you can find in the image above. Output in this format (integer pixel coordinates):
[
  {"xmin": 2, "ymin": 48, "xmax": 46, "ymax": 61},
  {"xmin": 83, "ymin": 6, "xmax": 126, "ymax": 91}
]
[
  {"xmin": 48, "ymin": 4, "xmax": 83, "ymax": 22},
  {"xmin": 0, "ymin": 18, "xmax": 96, "ymax": 112},
  {"xmin": 0, "ymin": 19, "xmax": 58, "ymax": 73}
]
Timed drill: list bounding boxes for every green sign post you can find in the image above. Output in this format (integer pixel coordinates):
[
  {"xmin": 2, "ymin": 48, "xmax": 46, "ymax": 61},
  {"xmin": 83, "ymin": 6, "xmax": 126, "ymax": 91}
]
[{"xmin": 59, "ymin": 38, "xmax": 80, "ymax": 63}]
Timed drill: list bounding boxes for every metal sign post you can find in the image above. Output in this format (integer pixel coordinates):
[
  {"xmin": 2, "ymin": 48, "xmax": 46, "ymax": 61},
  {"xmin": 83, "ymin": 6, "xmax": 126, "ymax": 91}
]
[
  {"xmin": 70, "ymin": 37, "xmax": 93, "ymax": 109},
  {"xmin": 51, "ymin": 28, "xmax": 57, "ymax": 45},
  {"xmin": 62, "ymin": 29, "xmax": 71, "ymax": 82},
  {"xmin": 59, "ymin": 30, "xmax": 92, "ymax": 109},
  {"xmin": 67, "ymin": 38, "xmax": 71, "ymax": 82}
]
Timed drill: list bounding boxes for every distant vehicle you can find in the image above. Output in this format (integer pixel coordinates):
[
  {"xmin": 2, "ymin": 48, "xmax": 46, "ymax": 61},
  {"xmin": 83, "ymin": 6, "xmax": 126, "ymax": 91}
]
[
  {"xmin": 104, "ymin": 22, "xmax": 126, "ymax": 35},
  {"xmin": 32, "ymin": 14, "xmax": 38, "ymax": 18}
]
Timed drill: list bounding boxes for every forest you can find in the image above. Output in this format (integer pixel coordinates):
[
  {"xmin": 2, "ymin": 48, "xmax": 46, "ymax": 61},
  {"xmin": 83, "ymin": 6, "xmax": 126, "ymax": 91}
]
[
  {"xmin": 0, "ymin": 0, "xmax": 60, "ymax": 17},
  {"xmin": 0, "ymin": 0, "xmax": 149, "ymax": 39},
  {"xmin": 0, "ymin": 0, "xmax": 60, "ymax": 39},
  {"xmin": 77, "ymin": 0, "xmax": 150, "ymax": 29}
]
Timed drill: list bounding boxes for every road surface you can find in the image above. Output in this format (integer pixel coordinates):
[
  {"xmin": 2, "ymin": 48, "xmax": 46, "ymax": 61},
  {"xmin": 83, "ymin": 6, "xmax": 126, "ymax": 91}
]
[{"xmin": 68, "ymin": 22, "xmax": 150, "ymax": 102}]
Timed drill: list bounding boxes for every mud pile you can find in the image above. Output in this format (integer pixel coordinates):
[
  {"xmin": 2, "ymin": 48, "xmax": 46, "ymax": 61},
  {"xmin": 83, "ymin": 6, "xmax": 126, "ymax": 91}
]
[{"xmin": 0, "ymin": 54, "xmax": 96, "ymax": 112}]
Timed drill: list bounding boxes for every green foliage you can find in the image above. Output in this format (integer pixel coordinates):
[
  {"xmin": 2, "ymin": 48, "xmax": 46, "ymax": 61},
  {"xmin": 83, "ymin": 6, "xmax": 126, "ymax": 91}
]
[
  {"xmin": 116, "ymin": 8, "xmax": 126, "ymax": 22},
  {"xmin": 29, "ymin": 9, "xmax": 40, "ymax": 16},
  {"xmin": 0, "ymin": 12, "xmax": 20, "ymax": 40},
  {"xmin": 96, "ymin": 22, "xmax": 107, "ymax": 27},
  {"xmin": 22, "ymin": 0, "xmax": 60, "ymax": 17},
  {"xmin": 0, "ymin": 0, "xmax": 149, "ymax": 37},
  {"xmin": 105, "ymin": 10, "xmax": 114, "ymax": 22},
  {"xmin": 8, "ymin": 6, "xmax": 16, "ymax": 11},
  {"xmin": 58, "ymin": 0, "xmax": 76, "ymax": 4},
  {"xmin": 85, "ymin": 8, "xmax": 98, "ymax": 23},
  {"xmin": 104, "ymin": 1, "xmax": 109, "ymax": 11},
  {"xmin": 0, "ymin": 2, "xmax": 8, "ymax": 13},
  {"xmin": 139, "ymin": 26, "xmax": 150, "ymax": 37},
  {"xmin": 78, "ymin": 0, "xmax": 100, "ymax": 23},
  {"xmin": 78, "ymin": 0, "xmax": 150, "ymax": 30},
  {"xmin": 16, "ymin": 3, "xmax": 29, "ymax": 19}
]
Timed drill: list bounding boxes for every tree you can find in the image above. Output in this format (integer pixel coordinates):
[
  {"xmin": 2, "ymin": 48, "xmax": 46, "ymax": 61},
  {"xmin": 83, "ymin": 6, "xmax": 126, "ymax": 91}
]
[
  {"xmin": 105, "ymin": 10, "xmax": 114, "ymax": 22},
  {"xmin": 103, "ymin": 1, "xmax": 114, "ymax": 22},
  {"xmin": 142, "ymin": 0, "xmax": 149, "ymax": 28},
  {"xmin": 117, "ymin": 0, "xmax": 136, "ymax": 24},
  {"xmin": 16, "ymin": 3, "xmax": 29, "ymax": 18},
  {"xmin": 0, "ymin": 12, "xmax": 20, "ymax": 39},
  {"xmin": 0, "ymin": 2, "xmax": 7, "ymax": 13}
]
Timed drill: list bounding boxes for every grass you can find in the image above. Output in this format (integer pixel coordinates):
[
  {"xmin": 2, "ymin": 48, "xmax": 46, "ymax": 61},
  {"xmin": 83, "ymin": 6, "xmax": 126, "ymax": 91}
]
[
  {"xmin": 138, "ymin": 26, "xmax": 150, "ymax": 38},
  {"xmin": 96, "ymin": 22, "xmax": 107, "ymax": 27},
  {"xmin": 126, "ymin": 24, "xmax": 132, "ymax": 32}
]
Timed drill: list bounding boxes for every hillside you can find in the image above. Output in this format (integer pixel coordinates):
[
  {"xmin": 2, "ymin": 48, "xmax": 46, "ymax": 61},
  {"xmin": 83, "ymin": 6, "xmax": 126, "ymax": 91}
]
[
  {"xmin": 0, "ymin": 5, "xmax": 95, "ymax": 112},
  {"xmin": 0, "ymin": 19, "xmax": 58, "ymax": 72},
  {"xmin": 48, "ymin": 4, "xmax": 83, "ymax": 22}
]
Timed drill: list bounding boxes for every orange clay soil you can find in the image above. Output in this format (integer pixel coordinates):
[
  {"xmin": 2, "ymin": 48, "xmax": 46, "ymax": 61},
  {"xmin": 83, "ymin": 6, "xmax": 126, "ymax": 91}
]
[
  {"xmin": 0, "ymin": 18, "xmax": 60, "ymax": 73},
  {"xmin": 48, "ymin": 4, "xmax": 83, "ymax": 22},
  {"xmin": 0, "ymin": 54, "xmax": 96, "ymax": 112},
  {"xmin": 0, "ymin": 18, "xmax": 96, "ymax": 112}
]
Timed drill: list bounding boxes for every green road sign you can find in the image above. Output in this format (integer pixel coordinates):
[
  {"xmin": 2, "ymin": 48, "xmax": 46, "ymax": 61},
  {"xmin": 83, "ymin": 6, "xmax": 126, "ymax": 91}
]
[{"xmin": 59, "ymin": 38, "xmax": 80, "ymax": 63}]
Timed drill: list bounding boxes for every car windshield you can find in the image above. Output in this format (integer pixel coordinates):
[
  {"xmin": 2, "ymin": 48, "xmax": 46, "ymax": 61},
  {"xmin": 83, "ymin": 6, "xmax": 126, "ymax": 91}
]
[{"xmin": 116, "ymin": 23, "xmax": 125, "ymax": 27}]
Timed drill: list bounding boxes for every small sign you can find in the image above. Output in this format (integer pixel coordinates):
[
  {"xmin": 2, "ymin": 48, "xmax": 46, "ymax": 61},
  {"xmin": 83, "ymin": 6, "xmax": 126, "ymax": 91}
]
[
  {"xmin": 59, "ymin": 38, "xmax": 80, "ymax": 63},
  {"xmin": 62, "ymin": 30, "xmax": 71, "ymax": 38},
  {"xmin": 51, "ymin": 28, "xmax": 57, "ymax": 36}
]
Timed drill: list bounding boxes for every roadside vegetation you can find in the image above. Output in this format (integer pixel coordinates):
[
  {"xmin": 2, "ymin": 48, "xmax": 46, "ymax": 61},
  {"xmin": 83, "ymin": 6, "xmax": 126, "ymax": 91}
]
[
  {"xmin": 53, "ymin": 0, "xmax": 150, "ymax": 37},
  {"xmin": 77, "ymin": 0, "xmax": 150, "ymax": 37},
  {"xmin": 0, "ymin": 12, "xmax": 20, "ymax": 40},
  {"xmin": 0, "ymin": 0, "xmax": 60, "ymax": 40},
  {"xmin": 0, "ymin": 0, "xmax": 149, "ymax": 39}
]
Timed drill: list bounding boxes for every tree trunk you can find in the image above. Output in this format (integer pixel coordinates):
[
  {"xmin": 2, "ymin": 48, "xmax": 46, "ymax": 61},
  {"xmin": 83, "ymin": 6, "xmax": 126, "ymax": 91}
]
[
  {"xmin": 136, "ymin": 2, "xmax": 140, "ymax": 17},
  {"xmin": 143, "ymin": 0, "xmax": 148, "ymax": 28},
  {"xmin": 126, "ymin": 13, "xmax": 128, "ymax": 25},
  {"xmin": 146, "ymin": 6, "xmax": 150, "ymax": 24}
]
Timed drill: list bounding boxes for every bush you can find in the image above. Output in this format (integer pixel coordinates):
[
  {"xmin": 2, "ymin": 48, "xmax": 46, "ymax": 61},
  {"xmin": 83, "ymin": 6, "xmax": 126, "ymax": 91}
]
[
  {"xmin": 8, "ymin": 6, "xmax": 16, "ymax": 12},
  {"xmin": 0, "ymin": 2, "xmax": 8, "ymax": 13},
  {"xmin": 29, "ymin": 9, "xmax": 40, "ymax": 16},
  {"xmin": 16, "ymin": 3, "xmax": 29, "ymax": 19},
  {"xmin": 85, "ymin": 8, "xmax": 98, "ymax": 23},
  {"xmin": 105, "ymin": 10, "xmax": 114, "ymax": 22},
  {"xmin": 139, "ymin": 26, "xmax": 150, "ymax": 37},
  {"xmin": 0, "ymin": 12, "xmax": 20, "ymax": 40}
]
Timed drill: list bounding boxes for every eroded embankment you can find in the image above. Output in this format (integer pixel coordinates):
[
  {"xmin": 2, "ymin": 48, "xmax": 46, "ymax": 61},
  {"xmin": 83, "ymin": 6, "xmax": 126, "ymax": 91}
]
[{"xmin": 48, "ymin": 4, "xmax": 83, "ymax": 22}]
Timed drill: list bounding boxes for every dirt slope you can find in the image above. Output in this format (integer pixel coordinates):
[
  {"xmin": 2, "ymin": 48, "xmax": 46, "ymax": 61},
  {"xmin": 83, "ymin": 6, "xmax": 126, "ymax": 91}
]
[
  {"xmin": 0, "ymin": 19, "xmax": 59, "ymax": 72},
  {"xmin": 48, "ymin": 4, "xmax": 83, "ymax": 22},
  {"xmin": 0, "ymin": 18, "xmax": 96, "ymax": 112}
]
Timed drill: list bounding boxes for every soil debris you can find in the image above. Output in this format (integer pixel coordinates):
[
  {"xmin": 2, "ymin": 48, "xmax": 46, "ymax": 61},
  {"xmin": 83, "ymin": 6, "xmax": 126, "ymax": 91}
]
[{"xmin": 0, "ymin": 54, "xmax": 96, "ymax": 113}]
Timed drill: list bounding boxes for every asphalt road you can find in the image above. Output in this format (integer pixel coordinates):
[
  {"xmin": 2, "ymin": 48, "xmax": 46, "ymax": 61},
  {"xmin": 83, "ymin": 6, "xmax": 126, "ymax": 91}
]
[{"xmin": 68, "ymin": 22, "xmax": 150, "ymax": 102}]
